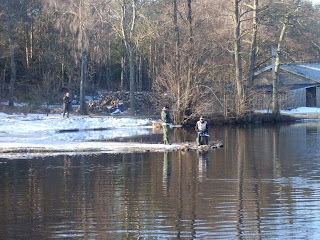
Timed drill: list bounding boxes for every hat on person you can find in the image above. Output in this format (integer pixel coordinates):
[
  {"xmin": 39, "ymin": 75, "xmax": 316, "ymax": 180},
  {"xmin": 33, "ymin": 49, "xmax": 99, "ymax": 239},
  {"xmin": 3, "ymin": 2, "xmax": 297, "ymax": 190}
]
[
  {"xmin": 163, "ymin": 105, "xmax": 169, "ymax": 110},
  {"xmin": 200, "ymin": 116, "xmax": 204, "ymax": 119}
]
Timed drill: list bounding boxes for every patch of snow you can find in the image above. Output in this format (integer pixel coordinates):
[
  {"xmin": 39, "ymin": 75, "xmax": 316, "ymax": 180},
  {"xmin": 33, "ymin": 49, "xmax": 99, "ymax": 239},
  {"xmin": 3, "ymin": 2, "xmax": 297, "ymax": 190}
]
[
  {"xmin": 1, "ymin": 102, "xmax": 28, "ymax": 107},
  {"xmin": 40, "ymin": 104, "xmax": 61, "ymax": 109},
  {"xmin": 255, "ymin": 107, "xmax": 320, "ymax": 115},
  {"xmin": 1, "ymin": 142, "xmax": 179, "ymax": 151},
  {"xmin": 0, "ymin": 140, "xmax": 180, "ymax": 160},
  {"xmin": 111, "ymin": 109, "xmax": 121, "ymax": 115},
  {"xmin": 281, "ymin": 107, "xmax": 320, "ymax": 114},
  {"xmin": 255, "ymin": 109, "xmax": 272, "ymax": 114}
]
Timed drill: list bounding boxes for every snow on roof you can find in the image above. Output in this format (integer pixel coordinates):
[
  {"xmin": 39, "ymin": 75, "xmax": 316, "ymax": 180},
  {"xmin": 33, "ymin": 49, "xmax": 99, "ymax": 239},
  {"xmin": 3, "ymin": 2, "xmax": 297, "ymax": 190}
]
[
  {"xmin": 254, "ymin": 63, "xmax": 320, "ymax": 82},
  {"xmin": 254, "ymin": 63, "xmax": 320, "ymax": 86},
  {"xmin": 281, "ymin": 63, "xmax": 320, "ymax": 82},
  {"xmin": 254, "ymin": 83, "xmax": 320, "ymax": 92}
]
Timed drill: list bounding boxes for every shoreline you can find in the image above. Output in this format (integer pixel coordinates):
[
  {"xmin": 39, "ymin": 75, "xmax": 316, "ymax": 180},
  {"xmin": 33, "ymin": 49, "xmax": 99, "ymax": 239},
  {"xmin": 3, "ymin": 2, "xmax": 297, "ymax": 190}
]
[
  {"xmin": 2, "ymin": 102, "xmax": 320, "ymax": 125},
  {"xmin": 1, "ymin": 106, "xmax": 319, "ymax": 159},
  {"xmin": 0, "ymin": 142, "xmax": 224, "ymax": 159}
]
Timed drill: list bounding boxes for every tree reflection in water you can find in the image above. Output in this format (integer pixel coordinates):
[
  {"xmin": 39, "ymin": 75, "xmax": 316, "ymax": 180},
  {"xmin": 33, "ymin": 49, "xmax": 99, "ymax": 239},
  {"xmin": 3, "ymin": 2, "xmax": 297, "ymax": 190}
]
[{"xmin": 2, "ymin": 123, "xmax": 320, "ymax": 238}]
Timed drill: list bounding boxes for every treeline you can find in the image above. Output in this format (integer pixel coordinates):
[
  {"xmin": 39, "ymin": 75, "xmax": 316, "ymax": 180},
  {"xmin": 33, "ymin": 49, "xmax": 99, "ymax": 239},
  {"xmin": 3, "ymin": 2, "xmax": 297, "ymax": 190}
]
[{"xmin": 0, "ymin": 0, "xmax": 319, "ymax": 122}]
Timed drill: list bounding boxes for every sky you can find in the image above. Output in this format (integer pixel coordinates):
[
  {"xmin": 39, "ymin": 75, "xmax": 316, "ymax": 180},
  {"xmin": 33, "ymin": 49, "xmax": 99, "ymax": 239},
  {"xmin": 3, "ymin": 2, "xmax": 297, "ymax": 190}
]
[{"xmin": 312, "ymin": 0, "xmax": 320, "ymax": 4}]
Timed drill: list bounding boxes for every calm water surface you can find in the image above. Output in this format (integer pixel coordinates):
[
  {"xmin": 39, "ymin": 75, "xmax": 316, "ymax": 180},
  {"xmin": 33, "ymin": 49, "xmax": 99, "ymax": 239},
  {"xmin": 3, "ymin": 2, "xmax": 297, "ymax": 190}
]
[{"xmin": 1, "ymin": 122, "xmax": 320, "ymax": 239}]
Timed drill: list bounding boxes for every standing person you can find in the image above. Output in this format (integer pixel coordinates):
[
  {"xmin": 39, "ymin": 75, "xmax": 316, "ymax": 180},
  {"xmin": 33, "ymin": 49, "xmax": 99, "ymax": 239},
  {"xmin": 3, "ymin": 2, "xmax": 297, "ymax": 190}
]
[
  {"xmin": 161, "ymin": 105, "xmax": 171, "ymax": 144},
  {"xmin": 63, "ymin": 92, "xmax": 72, "ymax": 118},
  {"xmin": 195, "ymin": 116, "xmax": 209, "ymax": 145}
]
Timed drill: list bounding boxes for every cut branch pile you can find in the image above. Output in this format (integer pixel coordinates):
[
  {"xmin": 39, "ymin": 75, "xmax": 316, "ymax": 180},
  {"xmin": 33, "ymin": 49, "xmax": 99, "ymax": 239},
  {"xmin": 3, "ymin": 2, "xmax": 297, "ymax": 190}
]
[{"xmin": 86, "ymin": 91, "xmax": 157, "ymax": 115}]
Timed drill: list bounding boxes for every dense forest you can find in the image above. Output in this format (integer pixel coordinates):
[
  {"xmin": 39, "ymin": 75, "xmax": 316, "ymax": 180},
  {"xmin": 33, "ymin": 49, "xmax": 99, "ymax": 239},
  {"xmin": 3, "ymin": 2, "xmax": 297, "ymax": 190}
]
[{"xmin": 0, "ymin": 0, "xmax": 320, "ymax": 123}]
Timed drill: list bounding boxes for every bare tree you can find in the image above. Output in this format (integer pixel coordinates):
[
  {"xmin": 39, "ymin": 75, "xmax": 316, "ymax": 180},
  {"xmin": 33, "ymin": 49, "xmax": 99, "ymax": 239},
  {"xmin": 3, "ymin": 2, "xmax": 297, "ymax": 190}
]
[
  {"xmin": 1, "ymin": 0, "xmax": 19, "ymax": 106},
  {"xmin": 0, "ymin": 0, "xmax": 319, "ymax": 120},
  {"xmin": 272, "ymin": 1, "xmax": 301, "ymax": 116},
  {"xmin": 0, "ymin": 0, "xmax": 40, "ymax": 106},
  {"xmin": 233, "ymin": 0, "xmax": 246, "ymax": 117},
  {"xmin": 173, "ymin": 0, "xmax": 181, "ymax": 122},
  {"xmin": 248, "ymin": 0, "xmax": 258, "ymax": 86},
  {"xmin": 44, "ymin": 0, "xmax": 98, "ymax": 115},
  {"xmin": 184, "ymin": 0, "xmax": 193, "ymax": 117},
  {"xmin": 96, "ymin": 0, "xmax": 158, "ymax": 115}
]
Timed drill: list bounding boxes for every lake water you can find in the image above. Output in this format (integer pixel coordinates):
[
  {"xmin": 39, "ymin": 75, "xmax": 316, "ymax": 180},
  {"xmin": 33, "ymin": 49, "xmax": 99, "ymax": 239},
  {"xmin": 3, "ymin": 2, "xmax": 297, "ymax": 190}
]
[{"xmin": 1, "ymin": 122, "xmax": 320, "ymax": 239}]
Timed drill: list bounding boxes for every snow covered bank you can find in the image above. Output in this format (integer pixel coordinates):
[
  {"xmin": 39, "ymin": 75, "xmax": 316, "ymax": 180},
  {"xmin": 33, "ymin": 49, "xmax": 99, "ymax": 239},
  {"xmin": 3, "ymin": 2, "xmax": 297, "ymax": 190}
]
[
  {"xmin": 0, "ymin": 113, "xmax": 175, "ymax": 158},
  {"xmin": 0, "ymin": 142, "xmax": 181, "ymax": 159},
  {"xmin": 256, "ymin": 107, "xmax": 320, "ymax": 115},
  {"xmin": 255, "ymin": 107, "xmax": 320, "ymax": 120},
  {"xmin": 0, "ymin": 114, "xmax": 153, "ymax": 141}
]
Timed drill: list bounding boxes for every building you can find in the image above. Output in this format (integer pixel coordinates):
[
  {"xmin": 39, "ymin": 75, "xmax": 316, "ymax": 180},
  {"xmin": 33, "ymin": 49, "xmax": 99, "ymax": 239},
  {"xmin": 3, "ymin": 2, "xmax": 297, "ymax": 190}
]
[{"xmin": 253, "ymin": 63, "xmax": 320, "ymax": 110}]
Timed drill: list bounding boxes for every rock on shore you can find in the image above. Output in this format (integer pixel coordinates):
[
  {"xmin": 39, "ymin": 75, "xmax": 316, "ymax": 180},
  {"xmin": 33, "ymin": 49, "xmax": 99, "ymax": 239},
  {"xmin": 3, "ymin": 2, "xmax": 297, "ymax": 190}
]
[{"xmin": 178, "ymin": 141, "xmax": 224, "ymax": 152}]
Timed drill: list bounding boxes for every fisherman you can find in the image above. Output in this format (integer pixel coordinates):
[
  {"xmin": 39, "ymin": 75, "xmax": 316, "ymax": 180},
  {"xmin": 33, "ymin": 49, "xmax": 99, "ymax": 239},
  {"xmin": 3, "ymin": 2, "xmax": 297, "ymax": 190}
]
[
  {"xmin": 161, "ymin": 105, "xmax": 171, "ymax": 144},
  {"xmin": 63, "ymin": 92, "xmax": 72, "ymax": 118},
  {"xmin": 195, "ymin": 116, "xmax": 209, "ymax": 145}
]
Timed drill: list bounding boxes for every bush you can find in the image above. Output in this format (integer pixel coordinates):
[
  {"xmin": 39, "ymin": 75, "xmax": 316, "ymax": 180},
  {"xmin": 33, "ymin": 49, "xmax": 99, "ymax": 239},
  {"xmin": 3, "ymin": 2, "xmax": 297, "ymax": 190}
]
[{"xmin": 20, "ymin": 93, "xmax": 37, "ymax": 105}]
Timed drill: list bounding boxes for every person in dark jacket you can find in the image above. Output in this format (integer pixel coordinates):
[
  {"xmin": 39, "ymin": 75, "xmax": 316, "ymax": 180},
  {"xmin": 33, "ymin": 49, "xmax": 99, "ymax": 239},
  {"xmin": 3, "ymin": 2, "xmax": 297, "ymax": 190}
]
[
  {"xmin": 63, "ymin": 92, "xmax": 71, "ymax": 118},
  {"xmin": 161, "ymin": 105, "xmax": 171, "ymax": 144},
  {"xmin": 195, "ymin": 116, "xmax": 209, "ymax": 145}
]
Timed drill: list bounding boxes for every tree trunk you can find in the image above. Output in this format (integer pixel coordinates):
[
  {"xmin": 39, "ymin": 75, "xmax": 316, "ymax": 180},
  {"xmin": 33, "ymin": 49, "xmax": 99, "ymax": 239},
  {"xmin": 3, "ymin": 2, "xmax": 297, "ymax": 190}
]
[
  {"xmin": 187, "ymin": 0, "xmax": 193, "ymax": 44},
  {"xmin": 0, "ymin": 63, "xmax": 7, "ymax": 102},
  {"xmin": 120, "ymin": 40, "xmax": 125, "ymax": 90},
  {"xmin": 138, "ymin": 54, "xmax": 143, "ymax": 91},
  {"xmin": 8, "ymin": 32, "xmax": 16, "ymax": 107},
  {"xmin": 107, "ymin": 41, "xmax": 111, "ymax": 89},
  {"xmin": 233, "ymin": 0, "xmax": 245, "ymax": 117},
  {"xmin": 272, "ymin": 16, "xmax": 290, "ymax": 116},
  {"xmin": 272, "ymin": 38, "xmax": 284, "ymax": 116},
  {"xmin": 154, "ymin": 43, "xmax": 158, "ymax": 78},
  {"xmin": 30, "ymin": 0, "xmax": 34, "ymax": 61},
  {"xmin": 97, "ymin": 65, "xmax": 102, "ymax": 90},
  {"xmin": 128, "ymin": 46, "xmax": 136, "ymax": 115},
  {"xmin": 173, "ymin": 0, "xmax": 181, "ymax": 123},
  {"xmin": 26, "ymin": 39, "xmax": 29, "ymax": 67},
  {"xmin": 148, "ymin": 40, "xmax": 153, "ymax": 84},
  {"xmin": 80, "ymin": 35, "xmax": 87, "ymax": 115},
  {"xmin": 247, "ymin": 0, "xmax": 258, "ymax": 121},
  {"xmin": 184, "ymin": 0, "xmax": 193, "ymax": 117},
  {"xmin": 79, "ymin": 0, "xmax": 87, "ymax": 115},
  {"xmin": 273, "ymin": 3, "xmax": 300, "ymax": 116},
  {"xmin": 248, "ymin": 0, "xmax": 258, "ymax": 86},
  {"xmin": 68, "ymin": 66, "xmax": 74, "ymax": 94},
  {"xmin": 5, "ymin": 2, "xmax": 17, "ymax": 107}
]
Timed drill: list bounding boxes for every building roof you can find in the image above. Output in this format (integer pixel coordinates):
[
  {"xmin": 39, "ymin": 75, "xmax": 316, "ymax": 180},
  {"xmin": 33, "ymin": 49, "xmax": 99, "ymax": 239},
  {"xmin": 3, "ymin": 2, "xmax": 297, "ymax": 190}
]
[
  {"xmin": 254, "ymin": 63, "xmax": 320, "ymax": 89},
  {"xmin": 254, "ymin": 84, "xmax": 320, "ymax": 92},
  {"xmin": 281, "ymin": 63, "xmax": 320, "ymax": 82}
]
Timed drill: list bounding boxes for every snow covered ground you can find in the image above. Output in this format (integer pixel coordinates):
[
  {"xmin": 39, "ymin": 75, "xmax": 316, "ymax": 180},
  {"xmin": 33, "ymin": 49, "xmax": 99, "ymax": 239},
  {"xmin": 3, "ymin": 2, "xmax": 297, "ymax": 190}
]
[
  {"xmin": 0, "ymin": 114, "xmax": 153, "ymax": 143},
  {"xmin": 256, "ymin": 107, "xmax": 320, "ymax": 120},
  {"xmin": 0, "ymin": 113, "xmax": 181, "ymax": 158},
  {"xmin": 256, "ymin": 107, "xmax": 320, "ymax": 115}
]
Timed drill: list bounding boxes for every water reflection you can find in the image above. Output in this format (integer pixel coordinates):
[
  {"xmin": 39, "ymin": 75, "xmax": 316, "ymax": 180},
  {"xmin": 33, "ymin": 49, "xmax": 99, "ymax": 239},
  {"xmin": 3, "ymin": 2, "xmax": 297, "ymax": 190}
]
[
  {"xmin": 162, "ymin": 152, "xmax": 171, "ymax": 192},
  {"xmin": 2, "ymin": 122, "xmax": 320, "ymax": 239},
  {"xmin": 197, "ymin": 151, "xmax": 209, "ymax": 181}
]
